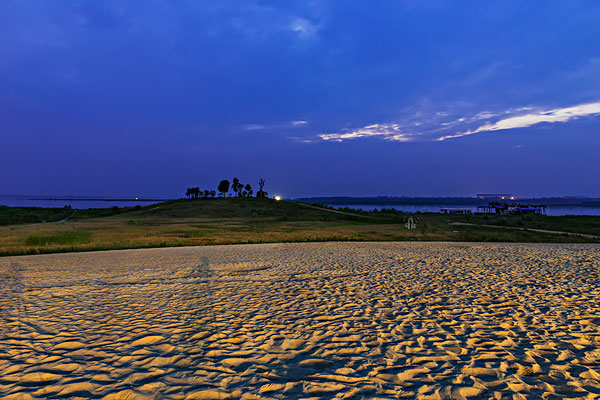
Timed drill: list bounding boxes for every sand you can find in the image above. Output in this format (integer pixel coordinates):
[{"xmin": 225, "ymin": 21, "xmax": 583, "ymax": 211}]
[{"xmin": 1, "ymin": 242, "xmax": 599, "ymax": 399}]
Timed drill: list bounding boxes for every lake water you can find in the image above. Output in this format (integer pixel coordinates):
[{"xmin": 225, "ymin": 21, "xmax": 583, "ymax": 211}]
[
  {"xmin": 0, "ymin": 196, "xmax": 167, "ymax": 209},
  {"xmin": 328, "ymin": 204, "xmax": 600, "ymax": 216},
  {"xmin": 2, "ymin": 195, "xmax": 599, "ymax": 216}
]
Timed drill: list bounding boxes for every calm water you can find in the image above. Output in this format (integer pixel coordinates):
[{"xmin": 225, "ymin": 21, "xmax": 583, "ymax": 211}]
[
  {"xmin": 2, "ymin": 196, "xmax": 599, "ymax": 216},
  {"xmin": 328, "ymin": 204, "xmax": 600, "ymax": 216},
  {"xmin": 0, "ymin": 196, "xmax": 167, "ymax": 209}
]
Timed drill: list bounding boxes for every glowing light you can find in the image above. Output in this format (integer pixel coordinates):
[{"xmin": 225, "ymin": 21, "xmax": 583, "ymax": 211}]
[
  {"xmin": 501, "ymin": 197, "xmax": 505, "ymax": 200},
  {"xmin": 510, "ymin": 196, "xmax": 515, "ymax": 200},
  {"xmin": 274, "ymin": 196, "xmax": 281, "ymax": 201},
  {"xmin": 135, "ymin": 197, "xmax": 138, "ymax": 200}
]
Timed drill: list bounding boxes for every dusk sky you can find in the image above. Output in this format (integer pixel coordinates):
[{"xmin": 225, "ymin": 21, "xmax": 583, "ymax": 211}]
[{"xmin": 2, "ymin": 1, "xmax": 600, "ymax": 198}]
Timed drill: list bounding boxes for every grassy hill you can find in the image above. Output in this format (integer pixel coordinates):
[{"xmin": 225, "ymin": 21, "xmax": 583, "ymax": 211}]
[
  {"xmin": 0, "ymin": 198, "xmax": 598, "ymax": 257},
  {"xmin": 132, "ymin": 198, "xmax": 358, "ymax": 220}
]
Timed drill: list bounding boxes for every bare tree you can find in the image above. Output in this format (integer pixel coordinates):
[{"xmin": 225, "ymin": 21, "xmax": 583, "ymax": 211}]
[{"xmin": 256, "ymin": 178, "xmax": 268, "ymax": 198}]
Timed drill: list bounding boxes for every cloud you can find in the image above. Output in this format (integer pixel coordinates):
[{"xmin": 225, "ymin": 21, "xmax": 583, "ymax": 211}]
[
  {"xmin": 243, "ymin": 124, "xmax": 264, "ymax": 131},
  {"xmin": 314, "ymin": 100, "xmax": 600, "ymax": 144},
  {"xmin": 244, "ymin": 120, "xmax": 309, "ymax": 131},
  {"xmin": 214, "ymin": 3, "xmax": 323, "ymax": 43},
  {"xmin": 289, "ymin": 18, "xmax": 319, "ymax": 38},
  {"xmin": 288, "ymin": 136, "xmax": 313, "ymax": 143},
  {"xmin": 318, "ymin": 123, "xmax": 413, "ymax": 142},
  {"xmin": 437, "ymin": 101, "xmax": 600, "ymax": 141}
]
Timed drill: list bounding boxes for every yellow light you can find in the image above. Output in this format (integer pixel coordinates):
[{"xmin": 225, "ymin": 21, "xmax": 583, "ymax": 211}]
[
  {"xmin": 501, "ymin": 196, "xmax": 505, "ymax": 200},
  {"xmin": 274, "ymin": 196, "xmax": 281, "ymax": 201},
  {"xmin": 510, "ymin": 196, "xmax": 515, "ymax": 200}
]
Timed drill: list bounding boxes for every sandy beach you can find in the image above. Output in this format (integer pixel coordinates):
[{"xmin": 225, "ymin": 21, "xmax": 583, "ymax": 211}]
[{"xmin": 1, "ymin": 242, "xmax": 599, "ymax": 399}]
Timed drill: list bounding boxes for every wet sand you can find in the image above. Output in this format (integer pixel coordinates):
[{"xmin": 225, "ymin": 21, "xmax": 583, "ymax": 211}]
[{"xmin": 1, "ymin": 242, "xmax": 599, "ymax": 399}]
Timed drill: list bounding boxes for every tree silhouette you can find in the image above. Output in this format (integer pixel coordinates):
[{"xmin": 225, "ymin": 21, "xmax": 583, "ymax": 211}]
[
  {"xmin": 218, "ymin": 180, "xmax": 230, "ymax": 197},
  {"xmin": 187, "ymin": 178, "xmax": 266, "ymax": 200},
  {"xmin": 187, "ymin": 187, "xmax": 200, "ymax": 199},
  {"xmin": 244, "ymin": 184, "xmax": 253, "ymax": 197},
  {"xmin": 232, "ymin": 177, "xmax": 242, "ymax": 197},
  {"xmin": 256, "ymin": 178, "xmax": 268, "ymax": 198}
]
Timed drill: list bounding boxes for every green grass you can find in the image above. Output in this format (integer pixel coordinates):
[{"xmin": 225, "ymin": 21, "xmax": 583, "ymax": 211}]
[
  {"xmin": 70, "ymin": 207, "xmax": 128, "ymax": 220},
  {"xmin": 179, "ymin": 230, "xmax": 210, "ymax": 238},
  {"xmin": 24, "ymin": 230, "xmax": 92, "ymax": 246}
]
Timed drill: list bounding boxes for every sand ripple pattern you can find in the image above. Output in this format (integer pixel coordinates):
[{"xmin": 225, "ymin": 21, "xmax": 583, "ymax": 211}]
[{"xmin": 1, "ymin": 242, "xmax": 600, "ymax": 399}]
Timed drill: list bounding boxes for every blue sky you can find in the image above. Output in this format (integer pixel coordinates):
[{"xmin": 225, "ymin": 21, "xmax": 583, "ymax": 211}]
[{"xmin": 2, "ymin": 1, "xmax": 599, "ymax": 197}]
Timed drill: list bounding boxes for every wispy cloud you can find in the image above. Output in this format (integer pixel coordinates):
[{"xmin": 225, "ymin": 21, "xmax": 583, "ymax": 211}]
[
  {"xmin": 221, "ymin": 4, "xmax": 323, "ymax": 43},
  {"xmin": 318, "ymin": 123, "xmax": 413, "ymax": 142},
  {"xmin": 438, "ymin": 101, "xmax": 600, "ymax": 141},
  {"xmin": 289, "ymin": 18, "xmax": 319, "ymax": 39},
  {"xmin": 243, "ymin": 120, "xmax": 309, "ymax": 132},
  {"xmin": 288, "ymin": 136, "xmax": 313, "ymax": 143},
  {"xmin": 243, "ymin": 124, "xmax": 265, "ymax": 131},
  {"xmin": 314, "ymin": 101, "xmax": 600, "ymax": 144}
]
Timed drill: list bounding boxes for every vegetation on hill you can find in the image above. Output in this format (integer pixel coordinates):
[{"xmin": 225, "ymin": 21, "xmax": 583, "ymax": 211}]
[{"xmin": 187, "ymin": 177, "xmax": 268, "ymax": 199}]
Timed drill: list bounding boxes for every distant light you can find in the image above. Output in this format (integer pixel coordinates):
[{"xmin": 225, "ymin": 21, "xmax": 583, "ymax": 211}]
[
  {"xmin": 501, "ymin": 196, "xmax": 505, "ymax": 200},
  {"xmin": 510, "ymin": 196, "xmax": 515, "ymax": 200},
  {"xmin": 275, "ymin": 196, "xmax": 281, "ymax": 201},
  {"xmin": 135, "ymin": 197, "xmax": 138, "ymax": 200}
]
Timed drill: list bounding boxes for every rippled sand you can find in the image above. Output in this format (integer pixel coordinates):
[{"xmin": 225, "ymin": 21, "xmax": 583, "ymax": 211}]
[{"xmin": 1, "ymin": 242, "xmax": 600, "ymax": 399}]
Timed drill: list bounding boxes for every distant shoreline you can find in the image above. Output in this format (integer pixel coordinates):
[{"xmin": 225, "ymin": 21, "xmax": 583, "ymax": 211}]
[{"xmin": 296, "ymin": 196, "xmax": 600, "ymax": 207}]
